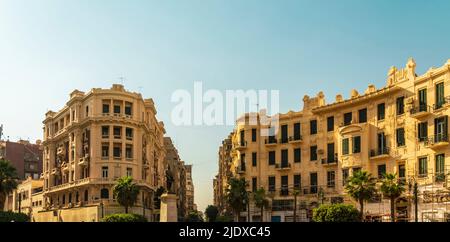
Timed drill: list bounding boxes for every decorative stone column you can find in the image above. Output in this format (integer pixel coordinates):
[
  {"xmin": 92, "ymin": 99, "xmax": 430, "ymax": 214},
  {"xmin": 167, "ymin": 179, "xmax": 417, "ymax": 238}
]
[{"xmin": 160, "ymin": 193, "xmax": 178, "ymax": 222}]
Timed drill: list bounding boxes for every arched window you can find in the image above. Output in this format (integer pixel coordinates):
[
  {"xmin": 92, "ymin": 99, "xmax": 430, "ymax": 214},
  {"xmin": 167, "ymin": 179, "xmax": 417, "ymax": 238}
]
[
  {"xmin": 84, "ymin": 190, "xmax": 88, "ymax": 202},
  {"xmin": 101, "ymin": 188, "xmax": 109, "ymax": 199}
]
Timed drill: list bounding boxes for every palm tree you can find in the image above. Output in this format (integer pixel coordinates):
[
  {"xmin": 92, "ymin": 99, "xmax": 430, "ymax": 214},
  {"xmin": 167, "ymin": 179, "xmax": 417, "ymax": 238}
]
[
  {"xmin": 0, "ymin": 159, "xmax": 18, "ymax": 210},
  {"xmin": 113, "ymin": 176, "xmax": 140, "ymax": 214},
  {"xmin": 345, "ymin": 170, "xmax": 377, "ymax": 221},
  {"xmin": 380, "ymin": 173, "xmax": 405, "ymax": 222},
  {"xmin": 225, "ymin": 177, "xmax": 248, "ymax": 222},
  {"xmin": 253, "ymin": 188, "xmax": 269, "ymax": 222}
]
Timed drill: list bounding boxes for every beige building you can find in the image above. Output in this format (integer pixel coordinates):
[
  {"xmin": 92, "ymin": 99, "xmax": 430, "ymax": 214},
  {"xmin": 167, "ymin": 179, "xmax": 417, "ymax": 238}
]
[
  {"xmin": 3, "ymin": 177, "xmax": 44, "ymax": 221},
  {"xmin": 216, "ymin": 58, "xmax": 450, "ymax": 222},
  {"xmin": 33, "ymin": 84, "xmax": 181, "ymax": 222},
  {"xmin": 185, "ymin": 164, "xmax": 196, "ymax": 212}
]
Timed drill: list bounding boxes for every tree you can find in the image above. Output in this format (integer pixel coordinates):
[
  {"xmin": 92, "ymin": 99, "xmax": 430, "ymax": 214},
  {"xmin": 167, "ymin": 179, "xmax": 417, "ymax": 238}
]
[
  {"xmin": 205, "ymin": 205, "xmax": 219, "ymax": 222},
  {"xmin": 345, "ymin": 170, "xmax": 377, "ymax": 221},
  {"xmin": 253, "ymin": 188, "xmax": 269, "ymax": 222},
  {"xmin": 185, "ymin": 211, "xmax": 204, "ymax": 222},
  {"xmin": 225, "ymin": 177, "xmax": 248, "ymax": 222},
  {"xmin": 113, "ymin": 176, "xmax": 140, "ymax": 214},
  {"xmin": 312, "ymin": 204, "xmax": 360, "ymax": 222},
  {"xmin": 292, "ymin": 189, "xmax": 300, "ymax": 222},
  {"xmin": 380, "ymin": 173, "xmax": 405, "ymax": 222},
  {"xmin": 0, "ymin": 159, "xmax": 18, "ymax": 210}
]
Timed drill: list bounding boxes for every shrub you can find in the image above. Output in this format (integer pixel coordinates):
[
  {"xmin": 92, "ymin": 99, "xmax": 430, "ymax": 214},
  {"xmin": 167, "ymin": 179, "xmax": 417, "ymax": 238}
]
[
  {"xmin": 215, "ymin": 215, "xmax": 233, "ymax": 222},
  {"xmin": 101, "ymin": 213, "xmax": 147, "ymax": 222},
  {"xmin": 312, "ymin": 204, "xmax": 360, "ymax": 222},
  {"xmin": 0, "ymin": 211, "xmax": 30, "ymax": 222}
]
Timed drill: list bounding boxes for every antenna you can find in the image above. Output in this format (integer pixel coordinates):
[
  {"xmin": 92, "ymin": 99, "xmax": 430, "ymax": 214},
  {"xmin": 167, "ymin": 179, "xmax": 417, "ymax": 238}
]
[{"xmin": 118, "ymin": 76, "xmax": 126, "ymax": 85}]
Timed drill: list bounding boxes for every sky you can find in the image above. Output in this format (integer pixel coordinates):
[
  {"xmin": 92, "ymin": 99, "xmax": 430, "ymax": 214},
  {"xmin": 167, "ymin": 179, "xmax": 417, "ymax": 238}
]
[{"xmin": 1, "ymin": 0, "xmax": 450, "ymax": 213}]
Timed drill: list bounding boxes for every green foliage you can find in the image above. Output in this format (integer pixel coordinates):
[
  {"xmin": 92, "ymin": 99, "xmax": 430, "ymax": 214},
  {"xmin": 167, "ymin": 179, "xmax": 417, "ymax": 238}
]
[
  {"xmin": 113, "ymin": 176, "xmax": 140, "ymax": 213},
  {"xmin": 225, "ymin": 177, "xmax": 248, "ymax": 219},
  {"xmin": 345, "ymin": 170, "xmax": 377, "ymax": 219},
  {"xmin": 184, "ymin": 211, "xmax": 204, "ymax": 222},
  {"xmin": 216, "ymin": 215, "xmax": 233, "ymax": 222},
  {"xmin": 0, "ymin": 159, "xmax": 18, "ymax": 209},
  {"xmin": 204, "ymin": 205, "xmax": 219, "ymax": 222},
  {"xmin": 101, "ymin": 213, "xmax": 147, "ymax": 222},
  {"xmin": 312, "ymin": 204, "xmax": 360, "ymax": 222},
  {"xmin": 381, "ymin": 173, "xmax": 406, "ymax": 222},
  {"xmin": 0, "ymin": 211, "xmax": 30, "ymax": 222}
]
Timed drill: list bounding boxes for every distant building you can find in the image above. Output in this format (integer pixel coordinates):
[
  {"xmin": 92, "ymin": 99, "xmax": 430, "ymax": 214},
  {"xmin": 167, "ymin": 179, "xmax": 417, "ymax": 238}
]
[
  {"xmin": 0, "ymin": 140, "xmax": 43, "ymax": 180},
  {"xmin": 3, "ymin": 177, "xmax": 44, "ymax": 220},
  {"xmin": 185, "ymin": 164, "xmax": 195, "ymax": 212}
]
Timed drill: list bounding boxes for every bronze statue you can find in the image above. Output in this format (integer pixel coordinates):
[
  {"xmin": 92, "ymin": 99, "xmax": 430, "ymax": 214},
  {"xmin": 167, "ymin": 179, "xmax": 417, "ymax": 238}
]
[{"xmin": 165, "ymin": 168, "xmax": 175, "ymax": 194}]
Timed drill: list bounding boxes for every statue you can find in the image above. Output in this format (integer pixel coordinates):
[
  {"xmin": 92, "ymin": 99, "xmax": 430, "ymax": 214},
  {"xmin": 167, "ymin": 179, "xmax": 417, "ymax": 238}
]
[{"xmin": 165, "ymin": 168, "xmax": 175, "ymax": 194}]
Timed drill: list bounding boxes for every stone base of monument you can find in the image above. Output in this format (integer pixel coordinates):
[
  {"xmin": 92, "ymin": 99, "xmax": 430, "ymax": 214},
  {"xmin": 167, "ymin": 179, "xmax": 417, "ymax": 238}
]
[{"xmin": 160, "ymin": 193, "xmax": 178, "ymax": 222}]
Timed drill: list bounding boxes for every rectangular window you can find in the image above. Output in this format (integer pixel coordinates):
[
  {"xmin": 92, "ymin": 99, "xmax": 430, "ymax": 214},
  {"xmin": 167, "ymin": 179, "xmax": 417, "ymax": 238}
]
[
  {"xmin": 125, "ymin": 102, "xmax": 132, "ymax": 116},
  {"xmin": 419, "ymin": 157, "xmax": 428, "ymax": 177},
  {"xmin": 434, "ymin": 116, "xmax": 448, "ymax": 142},
  {"xmin": 310, "ymin": 120, "xmax": 317, "ymax": 135},
  {"xmin": 327, "ymin": 171, "xmax": 335, "ymax": 188},
  {"xmin": 102, "ymin": 166, "xmax": 108, "ymax": 178},
  {"xmin": 310, "ymin": 146, "xmax": 317, "ymax": 161},
  {"xmin": 352, "ymin": 136, "xmax": 361, "ymax": 153},
  {"xmin": 294, "ymin": 174, "xmax": 301, "ymax": 190},
  {"xmin": 343, "ymin": 112, "xmax": 352, "ymax": 126},
  {"xmin": 126, "ymin": 128, "xmax": 133, "ymax": 140},
  {"xmin": 398, "ymin": 165, "xmax": 406, "ymax": 180},
  {"xmin": 342, "ymin": 138, "xmax": 349, "ymax": 155},
  {"xmin": 252, "ymin": 177, "xmax": 257, "ymax": 192},
  {"xmin": 396, "ymin": 128, "xmax": 405, "ymax": 147},
  {"xmin": 126, "ymin": 145, "xmax": 133, "ymax": 159},
  {"xmin": 240, "ymin": 130, "xmax": 245, "ymax": 146},
  {"xmin": 114, "ymin": 105, "xmax": 121, "ymax": 114},
  {"xmin": 310, "ymin": 173, "xmax": 318, "ymax": 194},
  {"xmin": 327, "ymin": 143, "xmax": 335, "ymax": 163},
  {"xmin": 436, "ymin": 154, "xmax": 445, "ymax": 182},
  {"xmin": 418, "ymin": 88, "xmax": 427, "ymax": 111},
  {"xmin": 102, "ymin": 104, "xmax": 110, "ymax": 114},
  {"xmin": 342, "ymin": 169, "xmax": 349, "ymax": 186},
  {"xmin": 113, "ymin": 126, "xmax": 121, "ymax": 139},
  {"xmin": 268, "ymin": 151, "xmax": 276, "ymax": 165},
  {"xmin": 252, "ymin": 152, "xmax": 257, "ymax": 167},
  {"xmin": 435, "ymin": 82, "xmax": 445, "ymax": 109},
  {"xmin": 101, "ymin": 144, "xmax": 109, "ymax": 158},
  {"xmin": 358, "ymin": 108, "xmax": 367, "ymax": 123},
  {"xmin": 281, "ymin": 149, "xmax": 288, "ymax": 166},
  {"xmin": 294, "ymin": 148, "xmax": 301, "ymax": 163},
  {"xmin": 377, "ymin": 164, "xmax": 386, "ymax": 179},
  {"xmin": 268, "ymin": 176, "xmax": 276, "ymax": 192},
  {"xmin": 281, "ymin": 125, "xmax": 288, "ymax": 143},
  {"xmin": 281, "ymin": 176, "xmax": 288, "ymax": 196},
  {"xmin": 126, "ymin": 168, "xmax": 132, "ymax": 177},
  {"xmin": 418, "ymin": 122, "xmax": 428, "ymax": 142},
  {"xmin": 396, "ymin": 96, "xmax": 405, "ymax": 115},
  {"xmin": 377, "ymin": 132, "xmax": 387, "ymax": 154},
  {"xmin": 293, "ymin": 123, "xmax": 301, "ymax": 140},
  {"xmin": 252, "ymin": 128, "xmax": 257, "ymax": 142},
  {"xmin": 113, "ymin": 144, "xmax": 121, "ymax": 158},
  {"xmin": 327, "ymin": 116, "xmax": 334, "ymax": 132},
  {"xmin": 377, "ymin": 103, "xmax": 385, "ymax": 120},
  {"xmin": 240, "ymin": 154, "xmax": 246, "ymax": 171},
  {"xmin": 102, "ymin": 126, "xmax": 109, "ymax": 138}
]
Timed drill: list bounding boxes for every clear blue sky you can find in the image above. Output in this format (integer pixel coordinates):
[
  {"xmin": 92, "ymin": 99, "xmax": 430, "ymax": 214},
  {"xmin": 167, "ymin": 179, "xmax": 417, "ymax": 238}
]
[{"xmin": 1, "ymin": 0, "xmax": 449, "ymax": 213}]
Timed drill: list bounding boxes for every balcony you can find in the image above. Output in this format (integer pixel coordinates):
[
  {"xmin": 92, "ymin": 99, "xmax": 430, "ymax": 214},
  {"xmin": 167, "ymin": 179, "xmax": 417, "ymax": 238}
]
[
  {"xmin": 433, "ymin": 97, "xmax": 450, "ymax": 111},
  {"xmin": 409, "ymin": 104, "xmax": 431, "ymax": 119},
  {"xmin": 369, "ymin": 147, "xmax": 390, "ymax": 160},
  {"xmin": 78, "ymin": 155, "xmax": 89, "ymax": 166},
  {"xmin": 288, "ymin": 135, "xmax": 302, "ymax": 144},
  {"xmin": 321, "ymin": 154, "xmax": 338, "ymax": 166},
  {"xmin": 235, "ymin": 141, "xmax": 247, "ymax": 151},
  {"xmin": 236, "ymin": 165, "xmax": 246, "ymax": 174},
  {"xmin": 423, "ymin": 135, "xmax": 449, "ymax": 149},
  {"xmin": 275, "ymin": 162, "xmax": 291, "ymax": 170},
  {"xmin": 264, "ymin": 138, "xmax": 278, "ymax": 146}
]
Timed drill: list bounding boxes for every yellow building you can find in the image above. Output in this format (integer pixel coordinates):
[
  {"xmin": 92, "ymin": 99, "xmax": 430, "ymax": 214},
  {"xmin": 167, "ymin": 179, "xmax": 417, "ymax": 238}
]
[
  {"xmin": 216, "ymin": 58, "xmax": 450, "ymax": 222},
  {"xmin": 3, "ymin": 177, "xmax": 44, "ymax": 221},
  {"xmin": 35, "ymin": 84, "xmax": 176, "ymax": 222}
]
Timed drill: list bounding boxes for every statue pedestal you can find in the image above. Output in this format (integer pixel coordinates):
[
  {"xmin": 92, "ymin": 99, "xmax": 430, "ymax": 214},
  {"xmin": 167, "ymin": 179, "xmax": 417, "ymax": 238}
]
[{"xmin": 160, "ymin": 193, "xmax": 178, "ymax": 222}]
